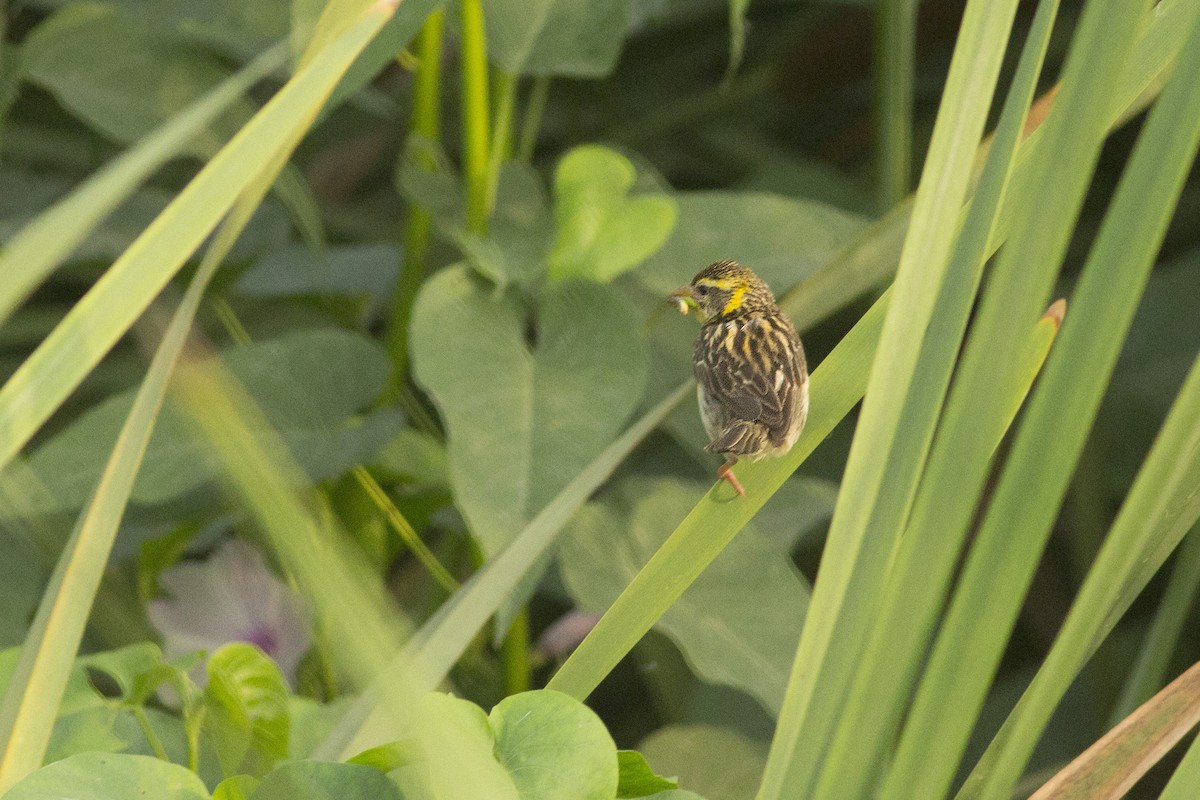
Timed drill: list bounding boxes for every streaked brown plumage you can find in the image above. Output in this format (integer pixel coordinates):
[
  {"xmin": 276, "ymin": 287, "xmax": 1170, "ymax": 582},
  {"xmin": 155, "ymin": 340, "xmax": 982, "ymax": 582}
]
[{"xmin": 670, "ymin": 260, "xmax": 808, "ymax": 496}]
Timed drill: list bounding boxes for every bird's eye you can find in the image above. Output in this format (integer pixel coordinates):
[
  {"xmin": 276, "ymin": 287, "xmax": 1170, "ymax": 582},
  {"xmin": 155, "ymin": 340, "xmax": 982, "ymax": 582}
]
[{"xmin": 696, "ymin": 285, "xmax": 710, "ymax": 296}]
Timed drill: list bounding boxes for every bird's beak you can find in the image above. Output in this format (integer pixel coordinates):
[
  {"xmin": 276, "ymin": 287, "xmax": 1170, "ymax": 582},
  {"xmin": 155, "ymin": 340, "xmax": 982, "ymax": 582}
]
[{"xmin": 669, "ymin": 285, "xmax": 697, "ymax": 316}]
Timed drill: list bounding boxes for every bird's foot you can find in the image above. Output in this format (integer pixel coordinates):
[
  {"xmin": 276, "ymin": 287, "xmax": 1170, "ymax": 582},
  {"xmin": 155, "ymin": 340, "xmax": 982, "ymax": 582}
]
[{"xmin": 716, "ymin": 460, "xmax": 745, "ymax": 497}]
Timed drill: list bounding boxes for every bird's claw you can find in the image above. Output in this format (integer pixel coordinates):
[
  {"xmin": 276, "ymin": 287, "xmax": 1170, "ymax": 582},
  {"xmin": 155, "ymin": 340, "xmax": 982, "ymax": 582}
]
[{"xmin": 716, "ymin": 461, "xmax": 745, "ymax": 497}]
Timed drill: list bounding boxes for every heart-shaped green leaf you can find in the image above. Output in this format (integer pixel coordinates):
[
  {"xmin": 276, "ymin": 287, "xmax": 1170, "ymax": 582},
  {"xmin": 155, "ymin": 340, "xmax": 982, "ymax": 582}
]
[
  {"xmin": 490, "ymin": 690, "xmax": 619, "ymax": 800},
  {"xmin": 411, "ymin": 266, "xmax": 648, "ymax": 556},
  {"xmin": 559, "ymin": 478, "xmax": 811, "ymax": 714},
  {"xmin": 205, "ymin": 643, "xmax": 291, "ymax": 776},
  {"xmin": 18, "ymin": 329, "xmax": 399, "ymax": 513},
  {"xmin": 484, "ymin": 0, "xmax": 632, "ymax": 77},
  {"xmin": 3, "ymin": 752, "xmax": 209, "ymax": 800},
  {"xmin": 548, "ymin": 146, "xmax": 677, "ymax": 283}
]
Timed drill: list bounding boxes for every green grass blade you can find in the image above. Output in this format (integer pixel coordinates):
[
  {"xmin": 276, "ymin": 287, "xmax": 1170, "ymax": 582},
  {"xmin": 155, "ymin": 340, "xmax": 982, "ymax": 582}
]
[
  {"xmin": 757, "ymin": 1, "xmax": 1022, "ymax": 794},
  {"xmin": 0, "ymin": 42, "xmax": 286, "ymax": 327},
  {"xmin": 0, "ymin": 184, "xmax": 267, "ymax": 793},
  {"xmin": 170, "ymin": 337, "xmax": 493, "ymax": 800},
  {"xmin": 875, "ymin": 0, "xmax": 918, "ymax": 208},
  {"xmin": 780, "ymin": 0, "xmax": 1194, "ymax": 333},
  {"xmin": 1158, "ymin": 698, "xmax": 1200, "ymax": 800},
  {"xmin": 883, "ymin": 4, "xmax": 1198, "ymax": 797},
  {"xmin": 1111, "ymin": 521, "xmax": 1200, "ymax": 723},
  {"xmin": 315, "ymin": 381, "xmax": 691, "ymax": 760},
  {"xmin": 547, "ymin": 290, "xmax": 888, "ymax": 702},
  {"xmin": 809, "ymin": 4, "xmax": 1060, "ymax": 795},
  {"xmin": 957, "ymin": 352, "xmax": 1200, "ymax": 800},
  {"xmin": 0, "ymin": 3, "xmax": 399, "ymax": 476},
  {"xmin": 544, "ymin": 291, "xmax": 1060, "ymax": 716}
]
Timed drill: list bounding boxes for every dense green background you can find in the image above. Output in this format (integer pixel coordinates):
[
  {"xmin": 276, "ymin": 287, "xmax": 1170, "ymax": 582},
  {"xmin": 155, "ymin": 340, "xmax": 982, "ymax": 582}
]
[{"xmin": 1, "ymin": 1, "xmax": 1199, "ymax": 798}]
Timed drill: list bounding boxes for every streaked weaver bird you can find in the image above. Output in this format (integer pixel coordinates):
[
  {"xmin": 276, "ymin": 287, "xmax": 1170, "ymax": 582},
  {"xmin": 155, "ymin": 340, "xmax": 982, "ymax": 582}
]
[{"xmin": 670, "ymin": 260, "xmax": 808, "ymax": 496}]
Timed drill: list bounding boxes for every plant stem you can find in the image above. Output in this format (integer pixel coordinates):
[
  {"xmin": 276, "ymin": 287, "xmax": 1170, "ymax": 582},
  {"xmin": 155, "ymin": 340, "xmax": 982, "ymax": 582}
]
[
  {"xmin": 387, "ymin": 10, "xmax": 444, "ymax": 389},
  {"xmin": 459, "ymin": 0, "xmax": 490, "ymax": 235},
  {"xmin": 209, "ymin": 297, "xmax": 252, "ymax": 346},
  {"xmin": 351, "ymin": 466, "xmax": 459, "ymax": 594},
  {"xmin": 129, "ymin": 705, "xmax": 169, "ymax": 761},
  {"xmin": 876, "ymin": 0, "xmax": 918, "ymax": 210},
  {"xmin": 501, "ymin": 609, "xmax": 532, "ymax": 695},
  {"xmin": 517, "ymin": 77, "xmax": 550, "ymax": 163},
  {"xmin": 0, "ymin": 0, "xmax": 9, "ymax": 168},
  {"xmin": 486, "ymin": 68, "xmax": 517, "ymax": 212}
]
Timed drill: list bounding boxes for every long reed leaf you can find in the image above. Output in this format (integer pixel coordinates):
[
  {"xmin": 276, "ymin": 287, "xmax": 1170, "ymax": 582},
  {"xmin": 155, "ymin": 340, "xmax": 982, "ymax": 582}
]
[
  {"xmin": 758, "ymin": 1, "xmax": 1022, "ymax": 794},
  {"xmin": 811, "ymin": 7, "xmax": 1061, "ymax": 792},
  {"xmin": 0, "ymin": 3, "xmax": 400, "ymax": 476},
  {"xmin": 315, "ymin": 381, "xmax": 691, "ymax": 760},
  {"xmin": 0, "ymin": 182, "xmax": 270, "ymax": 794},
  {"xmin": 883, "ymin": 4, "xmax": 1193, "ymax": 796},
  {"xmin": 1029, "ymin": 659, "xmax": 1200, "ymax": 800},
  {"xmin": 0, "ymin": 43, "xmax": 286, "ymax": 327}
]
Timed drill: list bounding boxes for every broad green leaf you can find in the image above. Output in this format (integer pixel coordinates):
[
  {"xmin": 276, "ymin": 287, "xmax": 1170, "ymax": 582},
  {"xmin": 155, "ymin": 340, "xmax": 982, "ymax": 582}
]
[
  {"xmin": 372, "ymin": 428, "xmax": 450, "ymax": 489},
  {"xmin": 484, "ymin": 0, "xmax": 631, "ymax": 77},
  {"xmin": 635, "ymin": 190, "xmax": 868, "ymax": 299},
  {"xmin": 358, "ymin": 694, "xmax": 518, "ymax": 800},
  {"xmin": 0, "ymin": 539, "xmax": 47, "ymax": 648},
  {"xmin": 104, "ymin": 0, "xmax": 289, "ymax": 56},
  {"xmin": 24, "ymin": 3, "xmax": 247, "ymax": 149},
  {"xmin": 0, "ymin": 42, "xmax": 286, "ymax": 328},
  {"xmin": 490, "ymin": 690, "xmax": 619, "ymax": 800},
  {"xmin": 20, "ymin": 330, "xmax": 399, "ymax": 512},
  {"xmin": 0, "ymin": 1, "xmax": 399, "ymax": 479},
  {"xmin": 397, "ymin": 141, "xmax": 555, "ymax": 286},
  {"xmin": 410, "ymin": 267, "xmax": 648, "ymax": 556},
  {"xmin": 42, "ymin": 705, "xmax": 129, "ymax": 763},
  {"xmin": 205, "ymin": 643, "xmax": 291, "ymax": 776},
  {"xmin": 78, "ymin": 642, "xmax": 163, "ymax": 699},
  {"xmin": 234, "ymin": 244, "xmax": 400, "ymax": 305},
  {"xmin": 317, "ymin": 384, "xmax": 690, "ymax": 761},
  {"xmin": 3, "ymin": 752, "xmax": 209, "ymax": 800},
  {"xmin": 548, "ymin": 146, "xmax": 677, "ymax": 283},
  {"xmin": 215, "ymin": 774, "xmax": 260, "ymax": 800},
  {"xmin": 547, "ymin": 289, "xmax": 890, "ymax": 705},
  {"xmin": 640, "ymin": 724, "xmax": 767, "ymax": 800},
  {"xmin": 460, "ymin": 162, "xmax": 555, "ymax": 286},
  {"xmin": 347, "ymin": 738, "xmax": 422, "ymax": 772},
  {"xmin": 559, "ymin": 478, "xmax": 809, "ymax": 714},
  {"xmin": 249, "ymin": 760, "xmax": 403, "ymax": 800},
  {"xmin": 617, "ymin": 750, "xmax": 679, "ymax": 797}
]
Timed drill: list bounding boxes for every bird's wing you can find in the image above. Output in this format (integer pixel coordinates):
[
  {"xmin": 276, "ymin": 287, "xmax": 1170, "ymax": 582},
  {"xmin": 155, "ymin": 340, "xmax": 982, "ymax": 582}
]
[{"xmin": 695, "ymin": 315, "xmax": 802, "ymax": 429}]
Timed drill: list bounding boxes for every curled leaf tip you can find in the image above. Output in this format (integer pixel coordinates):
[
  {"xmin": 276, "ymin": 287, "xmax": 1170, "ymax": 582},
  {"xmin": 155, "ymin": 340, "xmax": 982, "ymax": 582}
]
[{"xmin": 1042, "ymin": 298, "xmax": 1067, "ymax": 328}]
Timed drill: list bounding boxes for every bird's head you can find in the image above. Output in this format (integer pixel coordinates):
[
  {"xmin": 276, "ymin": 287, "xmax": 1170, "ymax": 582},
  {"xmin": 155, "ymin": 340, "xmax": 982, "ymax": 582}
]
[{"xmin": 670, "ymin": 260, "xmax": 776, "ymax": 323}]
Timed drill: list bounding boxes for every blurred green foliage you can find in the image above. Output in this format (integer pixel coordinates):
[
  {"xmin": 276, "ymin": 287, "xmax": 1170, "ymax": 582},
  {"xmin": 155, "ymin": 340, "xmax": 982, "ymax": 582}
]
[{"xmin": 0, "ymin": 0, "xmax": 1199, "ymax": 798}]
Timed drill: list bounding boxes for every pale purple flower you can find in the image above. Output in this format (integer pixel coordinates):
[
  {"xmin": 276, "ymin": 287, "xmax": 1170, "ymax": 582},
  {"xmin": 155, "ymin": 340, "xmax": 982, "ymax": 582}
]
[
  {"xmin": 148, "ymin": 538, "xmax": 311, "ymax": 684},
  {"xmin": 534, "ymin": 610, "xmax": 602, "ymax": 663}
]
